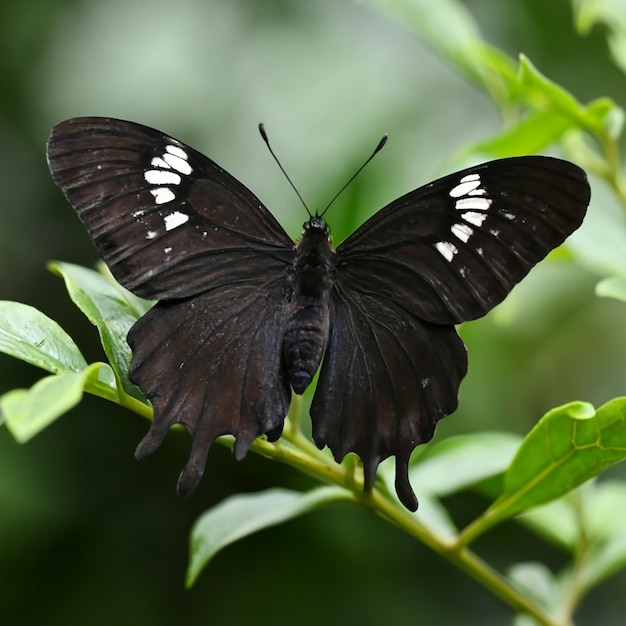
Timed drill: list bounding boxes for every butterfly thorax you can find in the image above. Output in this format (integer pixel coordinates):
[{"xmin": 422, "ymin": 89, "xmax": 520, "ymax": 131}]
[{"xmin": 283, "ymin": 216, "xmax": 335, "ymax": 395}]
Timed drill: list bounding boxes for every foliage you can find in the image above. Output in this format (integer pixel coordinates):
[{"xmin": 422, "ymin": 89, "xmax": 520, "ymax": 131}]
[{"xmin": 2, "ymin": 1, "xmax": 626, "ymax": 625}]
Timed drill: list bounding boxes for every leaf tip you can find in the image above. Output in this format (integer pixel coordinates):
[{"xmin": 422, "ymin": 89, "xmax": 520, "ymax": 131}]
[{"xmin": 567, "ymin": 401, "xmax": 596, "ymax": 421}]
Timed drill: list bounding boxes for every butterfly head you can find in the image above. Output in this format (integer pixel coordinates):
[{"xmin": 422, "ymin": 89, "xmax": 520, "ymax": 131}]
[{"xmin": 303, "ymin": 216, "xmax": 330, "ymax": 240}]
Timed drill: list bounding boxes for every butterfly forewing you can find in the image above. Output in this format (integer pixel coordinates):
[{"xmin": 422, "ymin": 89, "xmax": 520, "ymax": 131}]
[
  {"xmin": 46, "ymin": 117, "xmax": 294, "ymax": 299},
  {"xmin": 336, "ymin": 157, "xmax": 590, "ymax": 324}
]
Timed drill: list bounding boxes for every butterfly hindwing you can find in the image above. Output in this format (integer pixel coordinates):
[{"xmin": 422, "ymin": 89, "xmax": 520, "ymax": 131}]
[
  {"xmin": 336, "ymin": 156, "xmax": 590, "ymax": 324},
  {"xmin": 129, "ymin": 276, "xmax": 292, "ymax": 495},
  {"xmin": 46, "ymin": 117, "xmax": 294, "ymax": 300},
  {"xmin": 311, "ymin": 285, "xmax": 467, "ymax": 511}
]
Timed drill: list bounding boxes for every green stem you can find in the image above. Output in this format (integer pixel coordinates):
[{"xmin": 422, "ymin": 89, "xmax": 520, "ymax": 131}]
[
  {"xmin": 85, "ymin": 376, "xmax": 154, "ymax": 420},
  {"xmin": 366, "ymin": 490, "xmax": 564, "ymax": 626},
  {"xmin": 553, "ymin": 492, "xmax": 590, "ymax": 624},
  {"xmin": 117, "ymin": 391, "xmax": 153, "ymax": 419},
  {"xmin": 598, "ymin": 133, "xmax": 626, "ymax": 212},
  {"xmin": 250, "ymin": 436, "xmax": 351, "ymax": 489}
]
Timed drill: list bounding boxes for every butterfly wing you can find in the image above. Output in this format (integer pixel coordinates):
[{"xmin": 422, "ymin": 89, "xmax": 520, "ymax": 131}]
[
  {"xmin": 46, "ymin": 117, "xmax": 294, "ymax": 299},
  {"xmin": 129, "ymin": 278, "xmax": 291, "ymax": 496},
  {"xmin": 311, "ymin": 288, "xmax": 467, "ymax": 511},
  {"xmin": 47, "ymin": 117, "xmax": 296, "ymax": 492},
  {"xmin": 336, "ymin": 157, "xmax": 590, "ymax": 324},
  {"xmin": 312, "ymin": 156, "xmax": 590, "ymax": 509}
]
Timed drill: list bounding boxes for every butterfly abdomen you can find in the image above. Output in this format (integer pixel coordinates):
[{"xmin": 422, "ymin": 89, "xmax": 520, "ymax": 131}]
[
  {"xmin": 283, "ymin": 301, "xmax": 330, "ymax": 394},
  {"xmin": 283, "ymin": 217, "xmax": 335, "ymax": 394}
]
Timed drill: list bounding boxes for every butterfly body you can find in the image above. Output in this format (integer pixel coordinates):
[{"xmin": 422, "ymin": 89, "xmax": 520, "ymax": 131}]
[
  {"xmin": 46, "ymin": 117, "xmax": 590, "ymax": 511},
  {"xmin": 284, "ymin": 216, "xmax": 335, "ymax": 394}
]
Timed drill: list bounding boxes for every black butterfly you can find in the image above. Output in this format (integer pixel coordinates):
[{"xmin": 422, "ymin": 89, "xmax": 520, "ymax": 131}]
[{"xmin": 46, "ymin": 117, "xmax": 590, "ymax": 511}]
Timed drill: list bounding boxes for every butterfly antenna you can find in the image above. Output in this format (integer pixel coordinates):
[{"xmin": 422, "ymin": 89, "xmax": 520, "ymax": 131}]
[
  {"xmin": 258, "ymin": 123, "xmax": 312, "ymax": 217},
  {"xmin": 319, "ymin": 134, "xmax": 388, "ymax": 218}
]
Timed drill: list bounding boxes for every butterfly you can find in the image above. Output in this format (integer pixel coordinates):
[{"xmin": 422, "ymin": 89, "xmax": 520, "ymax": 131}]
[{"xmin": 46, "ymin": 117, "xmax": 590, "ymax": 511}]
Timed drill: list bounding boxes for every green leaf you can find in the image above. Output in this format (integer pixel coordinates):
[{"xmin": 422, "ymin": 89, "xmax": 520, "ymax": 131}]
[
  {"xmin": 579, "ymin": 481, "xmax": 626, "ymax": 587},
  {"xmin": 48, "ymin": 261, "xmax": 153, "ymax": 394},
  {"xmin": 413, "ymin": 491, "xmax": 458, "ymax": 539},
  {"xmin": 376, "ymin": 457, "xmax": 458, "ymax": 535},
  {"xmin": 516, "ymin": 497, "xmax": 580, "ymax": 551},
  {"xmin": 463, "ymin": 111, "xmax": 575, "ymax": 160},
  {"xmin": 0, "ymin": 301, "xmax": 87, "ymax": 374},
  {"xmin": 509, "ymin": 562, "xmax": 559, "ymax": 624},
  {"xmin": 593, "ymin": 97, "xmax": 626, "ymax": 139},
  {"xmin": 596, "ymin": 276, "xmax": 626, "ymax": 302},
  {"xmin": 187, "ymin": 487, "xmax": 352, "ymax": 586},
  {"xmin": 518, "ymin": 54, "xmax": 586, "ymax": 115},
  {"xmin": 2, "ymin": 362, "xmax": 112, "ymax": 441},
  {"xmin": 462, "ymin": 400, "xmax": 626, "ymax": 543},
  {"xmin": 518, "ymin": 55, "xmax": 625, "ymax": 136},
  {"xmin": 410, "ymin": 432, "xmax": 522, "ymax": 497},
  {"xmin": 607, "ymin": 27, "xmax": 626, "ymax": 76},
  {"xmin": 573, "ymin": 0, "xmax": 603, "ymax": 35},
  {"xmin": 573, "ymin": 0, "xmax": 626, "ymax": 79},
  {"xmin": 513, "ymin": 615, "xmax": 542, "ymax": 626},
  {"xmin": 458, "ymin": 400, "xmax": 626, "ymax": 546},
  {"xmin": 500, "ymin": 400, "xmax": 626, "ymax": 510}
]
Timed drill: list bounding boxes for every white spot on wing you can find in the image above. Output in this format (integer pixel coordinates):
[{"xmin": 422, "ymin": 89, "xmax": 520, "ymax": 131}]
[
  {"xmin": 451, "ymin": 223, "xmax": 473, "ymax": 243},
  {"xmin": 150, "ymin": 187, "xmax": 176, "ymax": 204},
  {"xmin": 450, "ymin": 177, "xmax": 482, "ymax": 198},
  {"xmin": 164, "ymin": 211, "xmax": 189, "ymax": 231},
  {"xmin": 462, "ymin": 211, "xmax": 488, "ymax": 227},
  {"xmin": 455, "ymin": 197, "xmax": 492, "ymax": 211},
  {"xmin": 164, "ymin": 246, "xmax": 172, "ymax": 254},
  {"xmin": 460, "ymin": 173, "xmax": 480, "ymax": 183},
  {"xmin": 165, "ymin": 144, "xmax": 189, "ymax": 160},
  {"xmin": 146, "ymin": 230, "xmax": 157, "ymax": 240},
  {"xmin": 163, "ymin": 152, "xmax": 192, "ymax": 175},
  {"xmin": 150, "ymin": 156, "xmax": 169, "ymax": 169},
  {"xmin": 434, "ymin": 241, "xmax": 458, "ymax": 261},
  {"xmin": 144, "ymin": 169, "xmax": 181, "ymax": 186},
  {"xmin": 145, "ymin": 144, "xmax": 192, "ymax": 204}
]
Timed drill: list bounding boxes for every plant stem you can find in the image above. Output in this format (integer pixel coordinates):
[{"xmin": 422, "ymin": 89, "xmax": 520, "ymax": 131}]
[
  {"xmin": 598, "ymin": 133, "xmax": 626, "ymax": 212},
  {"xmin": 553, "ymin": 492, "xmax": 590, "ymax": 624},
  {"xmin": 368, "ymin": 490, "xmax": 565, "ymax": 626}
]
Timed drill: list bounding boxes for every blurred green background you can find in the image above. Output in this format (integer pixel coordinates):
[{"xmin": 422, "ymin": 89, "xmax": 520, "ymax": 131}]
[{"xmin": 1, "ymin": 0, "xmax": 625, "ymax": 624}]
